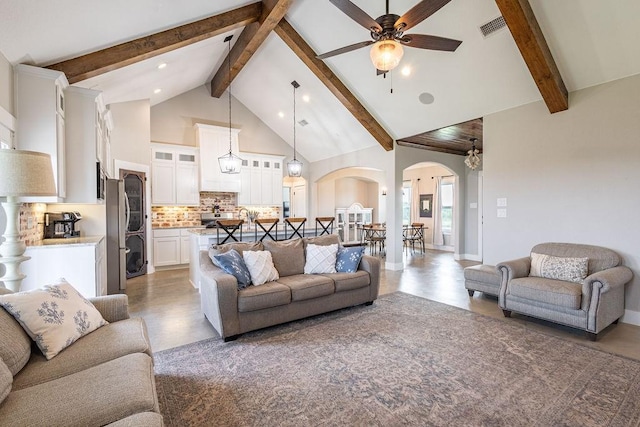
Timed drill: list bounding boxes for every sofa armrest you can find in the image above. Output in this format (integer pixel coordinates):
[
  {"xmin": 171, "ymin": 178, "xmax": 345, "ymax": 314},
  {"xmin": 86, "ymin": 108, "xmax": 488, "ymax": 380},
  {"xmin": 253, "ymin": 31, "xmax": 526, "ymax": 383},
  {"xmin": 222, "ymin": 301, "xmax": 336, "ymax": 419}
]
[
  {"xmin": 584, "ymin": 266, "xmax": 633, "ymax": 294},
  {"xmin": 199, "ymin": 251, "xmax": 240, "ymax": 338},
  {"xmin": 584, "ymin": 266, "xmax": 633, "ymax": 332},
  {"xmin": 358, "ymin": 255, "xmax": 381, "ymax": 301},
  {"xmin": 496, "ymin": 257, "xmax": 531, "ymax": 282},
  {"xmin": 88, "ymin": 295, "xmax": 130, "ymax": 323}
]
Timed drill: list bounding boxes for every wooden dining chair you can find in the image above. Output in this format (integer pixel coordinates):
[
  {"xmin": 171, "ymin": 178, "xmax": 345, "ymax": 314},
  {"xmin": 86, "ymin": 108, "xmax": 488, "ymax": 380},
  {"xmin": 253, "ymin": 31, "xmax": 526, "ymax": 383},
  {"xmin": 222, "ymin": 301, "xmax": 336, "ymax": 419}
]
[
  {"xmin": 216, "ymin": 219, "xmax": 244, "ymax": 244},
  {"xmin": 284, "ymin": 217, "xmax": 306, "ymax": 239},
  {"xmin": 254, "ymin": 218, "xmax": 279, "ymax": 242},
  {"xmin": 404, "ymin": 223, "xmax": 425, "ymax": 253},
  {"xmin": 315, "ymin": 217, "xmax": 335, "ymax": 236}
]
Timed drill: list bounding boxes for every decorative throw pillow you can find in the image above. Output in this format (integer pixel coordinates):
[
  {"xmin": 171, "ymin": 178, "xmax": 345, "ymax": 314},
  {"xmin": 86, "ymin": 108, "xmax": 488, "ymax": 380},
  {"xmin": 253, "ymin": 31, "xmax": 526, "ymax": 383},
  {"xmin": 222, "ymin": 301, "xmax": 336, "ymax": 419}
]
[
  {"xmin": 530, "ymin": 252, "xmax": 589, "ymax": 284},
  {"xmin": 243, "ymin": 251, "xmax": 279, "ymax": 286},
  {"xmin": 213, "ymin": 249, "xmax": 252, "ymax": 289},
  {"xmin": 336, "ymin": 246, "xmax": 365, "ymax": 273},
  {"xmin": 0, "ymin": 279, "xmax": 108, "ymax": 360},
  {"xmin": 209, "ymin": 241, "xmax": 264, "ymax": 267},
  {"xmin": 304, "ymin": 243, "xmax": 338, "ymax": 274},
  {"xmin": 0, "ymin": 357, "xmax": 11, "ymax": 404}
]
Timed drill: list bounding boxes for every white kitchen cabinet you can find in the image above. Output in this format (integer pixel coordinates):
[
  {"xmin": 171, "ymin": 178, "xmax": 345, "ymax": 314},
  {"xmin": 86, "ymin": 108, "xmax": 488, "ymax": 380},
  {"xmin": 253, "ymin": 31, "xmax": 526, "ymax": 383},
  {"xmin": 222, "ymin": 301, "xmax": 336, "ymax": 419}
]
[
  {"xmin": 21, "ymin": 236, "xmax": 107, "ymax": 297},
  {"xmin": 14, "ymin": 64, "xmax": 68, "ymax": 202},
  {"xmin": 237, "ymin": 152, "xmax": 284, "ymax": 206},
  {"xmin": 195, "ymin": 123, "xmax": 241, "ymax": 193},
  {"xmin": 151, "ymin": 143, "xmax": 199, "ymax": 206},
  {"xmin": 64, "ymin": 86, "xmax": 108, "ymax": 203},
  {"xmin": 153, "ymin": 228, "xmax": 191, "ymax": 267},
  {"xmin": 336, "ymin": 203, "xmax": 373, "ymax": 244}
]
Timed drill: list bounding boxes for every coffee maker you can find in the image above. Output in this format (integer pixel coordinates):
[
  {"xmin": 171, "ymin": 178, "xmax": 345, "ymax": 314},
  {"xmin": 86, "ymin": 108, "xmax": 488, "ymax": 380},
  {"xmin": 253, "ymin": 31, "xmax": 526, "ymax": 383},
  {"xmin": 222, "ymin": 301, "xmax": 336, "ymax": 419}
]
[{"xmin": 44, "ymin": 211, "xmax": 82, "ymax": 239}]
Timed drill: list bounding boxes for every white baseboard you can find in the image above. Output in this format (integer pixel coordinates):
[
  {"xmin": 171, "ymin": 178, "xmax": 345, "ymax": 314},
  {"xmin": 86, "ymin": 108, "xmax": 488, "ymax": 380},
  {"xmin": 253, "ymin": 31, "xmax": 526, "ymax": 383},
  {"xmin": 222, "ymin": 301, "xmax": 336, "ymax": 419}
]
[
  {"xmin": 459, "ymin": 253, "xmax": 483, "ymax": 262},
  {"xmin": 385, "ymin": 261, "xmax": 404, "ymax": 271},
  {"xmin": 622, "ymin": 309, "xmax": 640, "ymax": 326},
  {"xmin": 424, "ymin": 243, "xmax": 454, "ymax": 252}
]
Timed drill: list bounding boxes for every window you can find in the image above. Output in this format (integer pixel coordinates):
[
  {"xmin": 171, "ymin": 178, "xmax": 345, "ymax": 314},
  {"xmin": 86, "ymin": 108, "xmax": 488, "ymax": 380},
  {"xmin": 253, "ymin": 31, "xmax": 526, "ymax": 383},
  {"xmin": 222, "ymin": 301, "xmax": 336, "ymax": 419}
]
[
  {"xmin": 402, "ymin": 181, "xmax": 411, "ymax": 225},
  {"xmin": 441, "ymin": 182, "xmax": 453, "ymax": 234}
]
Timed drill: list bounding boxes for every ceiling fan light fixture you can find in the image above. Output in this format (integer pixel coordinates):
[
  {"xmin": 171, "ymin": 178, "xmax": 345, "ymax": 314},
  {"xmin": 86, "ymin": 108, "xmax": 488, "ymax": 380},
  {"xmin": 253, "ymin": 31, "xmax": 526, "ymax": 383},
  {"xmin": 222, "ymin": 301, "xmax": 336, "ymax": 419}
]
[{"xmin": 370, "ymin": 39, "xmax": 404, "ymax": 71}]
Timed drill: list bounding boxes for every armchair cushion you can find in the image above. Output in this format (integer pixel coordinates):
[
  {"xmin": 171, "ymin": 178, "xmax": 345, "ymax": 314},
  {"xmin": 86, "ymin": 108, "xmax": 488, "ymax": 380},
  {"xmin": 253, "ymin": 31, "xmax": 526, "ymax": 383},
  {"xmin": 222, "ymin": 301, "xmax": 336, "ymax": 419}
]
[
  {"xmin": 509, "ymin": 277, "xmax": 582, "ymax": 310},
  {"xmin": 0, "ymin": 358, "xmax": 11, "ymax": 404},
  {"xmin": 530, "ymin": 252, "xmax": 588, "ymax": 284}
]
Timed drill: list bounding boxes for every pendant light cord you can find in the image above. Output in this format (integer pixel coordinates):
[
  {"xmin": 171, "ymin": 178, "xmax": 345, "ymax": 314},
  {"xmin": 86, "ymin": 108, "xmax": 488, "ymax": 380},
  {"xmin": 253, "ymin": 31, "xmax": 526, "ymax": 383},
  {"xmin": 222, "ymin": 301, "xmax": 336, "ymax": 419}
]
[
  {"xmin": 228, "ymin": 37, "xmax": 232, "ymax": 155},
  {"xmin": 293, "ymin": 83, "xmax": 296, "ymax": 161}
]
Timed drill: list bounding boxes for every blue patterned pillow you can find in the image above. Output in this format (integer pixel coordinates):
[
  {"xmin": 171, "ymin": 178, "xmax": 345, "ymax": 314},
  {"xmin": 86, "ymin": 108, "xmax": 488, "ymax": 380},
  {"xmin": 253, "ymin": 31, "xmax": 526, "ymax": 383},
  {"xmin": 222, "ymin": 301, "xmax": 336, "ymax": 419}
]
[
  {"xmin": 335, "ymin": 246, "xmax": 365, "ymax": 273},
  {"xmin": 213, "ymin": 249, "xmax": 252, "ymax": 289}
]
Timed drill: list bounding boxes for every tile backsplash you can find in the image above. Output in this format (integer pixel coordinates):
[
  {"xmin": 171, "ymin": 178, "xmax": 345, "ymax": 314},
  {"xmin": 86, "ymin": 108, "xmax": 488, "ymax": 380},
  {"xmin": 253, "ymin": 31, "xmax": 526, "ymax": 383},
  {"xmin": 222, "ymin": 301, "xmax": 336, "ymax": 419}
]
[{"xmin": 151, "ymin": 192, "xmax": 281, "ymax": 228}]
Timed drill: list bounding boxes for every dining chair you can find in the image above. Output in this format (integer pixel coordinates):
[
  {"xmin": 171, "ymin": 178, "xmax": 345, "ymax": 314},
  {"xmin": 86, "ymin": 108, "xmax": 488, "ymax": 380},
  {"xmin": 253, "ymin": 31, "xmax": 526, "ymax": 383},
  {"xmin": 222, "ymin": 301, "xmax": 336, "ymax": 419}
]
[
  {"xmin": 315, "ymin": 217, "xmax": 335, "ymax": 236},
  {"xmin": 404, "ymin": 223, "xmax": 425, "ymax": 253},
  {"xmin": 216, "ymin": 219, "xmax": 244, "ymax": 244},
  {"xmin": 254, "ymin": 218, "xmax": 279, "ymax": 242},
  {"xmin": 284, "ymin": 217, "xmax": 307, "ymax": 239}
]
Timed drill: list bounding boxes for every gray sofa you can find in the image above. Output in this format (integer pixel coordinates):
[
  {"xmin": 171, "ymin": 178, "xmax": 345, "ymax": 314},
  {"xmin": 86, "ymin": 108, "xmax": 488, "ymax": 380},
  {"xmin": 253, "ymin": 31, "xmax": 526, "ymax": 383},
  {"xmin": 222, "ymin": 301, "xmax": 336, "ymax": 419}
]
[
  {"xmin": 200, "ymin": 235, "xmax": 380, "ymax": 341},
  {"xmin": 497, "ymin": 242, "xmax": 633, "ymax": 341},
  {"xmin": 0, "ymin": 288, "xmax": 163, "ymax": 427}
]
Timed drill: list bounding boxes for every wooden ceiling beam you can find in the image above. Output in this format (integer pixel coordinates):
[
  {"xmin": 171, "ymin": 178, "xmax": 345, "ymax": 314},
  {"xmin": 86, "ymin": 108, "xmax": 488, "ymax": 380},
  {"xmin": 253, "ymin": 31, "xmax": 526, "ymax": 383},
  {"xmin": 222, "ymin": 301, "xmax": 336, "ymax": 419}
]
[
  {"xmin": 495, "ymin": 0, "xmax": 568, "ymax": 113},
  {"xmin": 210, "ymin": 0, "xmax": 294, "ymax": 98},
  {"xmin": 274, "ymin": 19, "xmax": 394, "ymax": 151},
  {"xmin": 46, "ymin": 3, "xmax": 262, "ymax": 84}
]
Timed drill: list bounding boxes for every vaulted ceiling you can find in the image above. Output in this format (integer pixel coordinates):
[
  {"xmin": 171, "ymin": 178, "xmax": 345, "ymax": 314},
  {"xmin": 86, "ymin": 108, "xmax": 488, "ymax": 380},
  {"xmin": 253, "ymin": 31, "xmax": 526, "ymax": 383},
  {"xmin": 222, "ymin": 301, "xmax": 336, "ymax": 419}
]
[{"xmin": 1, "ymin": 1, "xmax": 639, "ymax": 163}]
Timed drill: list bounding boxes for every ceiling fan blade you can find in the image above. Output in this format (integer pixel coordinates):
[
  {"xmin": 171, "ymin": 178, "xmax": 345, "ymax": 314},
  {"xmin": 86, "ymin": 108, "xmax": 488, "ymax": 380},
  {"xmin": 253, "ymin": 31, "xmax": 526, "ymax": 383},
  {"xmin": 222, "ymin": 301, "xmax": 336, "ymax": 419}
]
[
  {"xmin": 395, "ymin": 0, "xmax": 452, "ymax": 32},
  {"xmin": 316, "ymin": 40, "xmax": 374, "ymax": 60},
  {"xmin": 399, "ymin": 34, "xmax": 462, "ymax": 52},
  {"xmin": 330, "ymin": 0, "xmax": 382, "ymax": 33}
]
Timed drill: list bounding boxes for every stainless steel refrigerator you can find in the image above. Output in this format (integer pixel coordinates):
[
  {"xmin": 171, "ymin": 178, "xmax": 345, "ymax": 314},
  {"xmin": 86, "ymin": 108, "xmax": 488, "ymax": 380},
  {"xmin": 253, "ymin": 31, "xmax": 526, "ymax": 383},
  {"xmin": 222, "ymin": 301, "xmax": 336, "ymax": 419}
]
[{"xmin": 106, "ymin": 179, "xmax": 127, "ymax": 294}]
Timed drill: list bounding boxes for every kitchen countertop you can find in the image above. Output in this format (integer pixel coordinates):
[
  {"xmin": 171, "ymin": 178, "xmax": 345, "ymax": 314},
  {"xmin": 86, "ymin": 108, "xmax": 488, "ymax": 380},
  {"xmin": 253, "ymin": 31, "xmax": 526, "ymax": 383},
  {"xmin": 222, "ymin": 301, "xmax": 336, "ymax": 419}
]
[{"xmin": 26, "ymin": 235, "xmax": 105, "ymax": 249}]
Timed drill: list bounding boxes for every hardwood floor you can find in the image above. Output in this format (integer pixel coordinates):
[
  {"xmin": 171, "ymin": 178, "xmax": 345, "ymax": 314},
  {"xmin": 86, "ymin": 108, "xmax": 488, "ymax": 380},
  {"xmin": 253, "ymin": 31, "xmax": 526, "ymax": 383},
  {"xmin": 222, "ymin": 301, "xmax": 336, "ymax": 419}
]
[{"xmin": 127, "ymin": 250, "xmax": 640, "ymax": 360}]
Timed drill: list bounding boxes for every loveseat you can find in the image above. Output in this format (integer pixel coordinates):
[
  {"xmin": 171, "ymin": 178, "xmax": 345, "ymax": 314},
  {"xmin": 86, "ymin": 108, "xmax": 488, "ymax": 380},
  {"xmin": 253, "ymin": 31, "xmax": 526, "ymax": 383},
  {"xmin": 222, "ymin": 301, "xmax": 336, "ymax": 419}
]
[
  {"xmin": 0, "ymin": 287, "xmax": 163, "ymax": 427},
  {"xmin": 200, "ymin": 234, "xmax": 380, "ymax": 341},
  {"xmin": 497, "ymin": 242, "xmax": 633, "ymax": 341}
]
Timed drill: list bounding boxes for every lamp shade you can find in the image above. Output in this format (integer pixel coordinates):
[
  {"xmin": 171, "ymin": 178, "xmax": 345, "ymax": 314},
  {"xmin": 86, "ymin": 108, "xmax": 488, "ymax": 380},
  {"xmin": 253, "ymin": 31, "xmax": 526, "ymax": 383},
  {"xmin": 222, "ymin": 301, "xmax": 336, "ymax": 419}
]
[
  {"xmin": 370, "ymin": 40, "xmax": 404, "ymax": 71},
  {"xmin": 0, "ymin": 149, "xmax": 56, "ymax": 196},
  {"xmin": 287, "ymin": 158, "xmax": 303, "ymax": 177},
  {"xmin": 218, "ymin": 151, "xmax": 243, "ymax": 174}
]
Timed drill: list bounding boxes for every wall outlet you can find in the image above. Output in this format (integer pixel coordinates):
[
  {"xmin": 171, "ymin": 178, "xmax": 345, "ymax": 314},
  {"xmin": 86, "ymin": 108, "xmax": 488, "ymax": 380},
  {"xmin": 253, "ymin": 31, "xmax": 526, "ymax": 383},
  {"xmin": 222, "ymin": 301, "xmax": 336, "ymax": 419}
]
[
  {"xmin": 183, "ymin": 211, "xmax": 189, "ymax": 219},
  {"xmin": 27, "ymin": 217, "xmax": 34, "ymax": 229},
  {"xmin": 497, "ymin": 209, "xmax": 507, "ymax": 218},
  {"xmin": 152, "ymin": 212, "xmax": 158, "ymax": 220}
]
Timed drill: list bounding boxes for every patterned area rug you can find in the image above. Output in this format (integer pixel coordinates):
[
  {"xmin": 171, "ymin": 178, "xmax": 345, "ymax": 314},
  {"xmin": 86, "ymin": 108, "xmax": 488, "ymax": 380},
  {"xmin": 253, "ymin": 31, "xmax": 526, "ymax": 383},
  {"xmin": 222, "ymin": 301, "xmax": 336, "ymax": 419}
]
[{"xmin": 154, "ymin": 293, "xmax": 640, "ymax": 426}]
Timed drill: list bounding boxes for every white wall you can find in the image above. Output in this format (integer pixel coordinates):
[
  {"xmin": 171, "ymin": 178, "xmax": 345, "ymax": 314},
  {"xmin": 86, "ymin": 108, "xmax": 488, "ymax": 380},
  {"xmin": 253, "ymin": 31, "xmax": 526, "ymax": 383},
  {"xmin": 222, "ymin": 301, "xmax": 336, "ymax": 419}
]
[
  {"xmin": 0, "ymin": 50, "xmax": 13, "ymax": 115},
  {"xmin": 110, "ymin": 100, "xmax": 151, "ymax": 167},
  {"xmin": 483, "ymin": 73, "xmax": 640, "ymax": 314}
]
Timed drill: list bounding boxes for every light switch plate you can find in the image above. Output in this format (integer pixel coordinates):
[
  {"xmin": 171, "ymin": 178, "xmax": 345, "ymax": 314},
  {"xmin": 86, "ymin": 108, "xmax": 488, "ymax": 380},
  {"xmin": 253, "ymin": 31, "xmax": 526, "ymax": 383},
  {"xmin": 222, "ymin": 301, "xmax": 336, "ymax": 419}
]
[
  {"xmin": 470, "ymin": 202, "xmax": 478, "ymax": 209},
  {"xmin": 497, "ymin": 209, "xmax": 507, "ymax": 218},
  {"xmin": 497, "ymin": 198, "xmax": 507, "ymax": 207}
]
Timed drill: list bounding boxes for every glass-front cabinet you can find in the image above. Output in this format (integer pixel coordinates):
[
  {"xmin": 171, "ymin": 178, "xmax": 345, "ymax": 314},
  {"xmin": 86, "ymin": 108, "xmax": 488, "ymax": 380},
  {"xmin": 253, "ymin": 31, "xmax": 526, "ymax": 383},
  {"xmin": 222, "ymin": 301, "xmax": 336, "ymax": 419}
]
[
  {"xmin": 121, "ymin": 169, "xmax": 147, "ymax": 279},
  {"xmin": 335, "ymin": 203, "xmax": 373, "ymax": 243}
]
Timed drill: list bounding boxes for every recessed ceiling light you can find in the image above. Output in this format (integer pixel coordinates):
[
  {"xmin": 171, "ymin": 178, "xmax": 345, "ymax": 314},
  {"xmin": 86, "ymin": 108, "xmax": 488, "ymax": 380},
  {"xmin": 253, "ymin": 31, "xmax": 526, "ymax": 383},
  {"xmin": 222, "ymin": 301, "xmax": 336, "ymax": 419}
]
[
  {"xmin": 154, "ymin": 88, "xmax": 162, "ymax": 94},
  {"xmin": 401, "ymin": 66, "xmax": 411, "ymax": 76},
  {"xmin": 302, "ymin": 94, "xmax": 310, "ymax": 103},
  {"xmin": 157, "ymin": 63, "xmax": 167, "ymax": 70},
  {"xmin": 278, "ymin": 112, "xmax": 285, "ymax": 118}
]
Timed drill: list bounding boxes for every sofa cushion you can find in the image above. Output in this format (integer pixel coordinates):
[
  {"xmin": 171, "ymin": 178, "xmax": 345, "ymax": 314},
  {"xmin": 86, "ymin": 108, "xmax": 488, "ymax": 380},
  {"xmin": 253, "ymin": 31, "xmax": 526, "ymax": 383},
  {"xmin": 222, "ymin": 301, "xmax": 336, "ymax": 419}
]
[
  {"xmin": 304, "ymin": 243, "xmax": 338, "ymax": 274},
  {"xmin": 530, "ymin": 252, "xmax": 588, "ymax": 284},
  {"xmin": 0, "ymin": 353, "xmax": 158, "ymax": 427},
  {"xmin": 322, "ymin": 271, "xmax": 371, "ymax": 292},
  {"xmin": 105, "ymin": 412, "xmax": 164, "ymax": 427},
  {"xmin": 263, "ymin": 239, "xmax": 305, "ymax": 277},
  {"xmin": 335, "ymin": 246, "xmax": 365, "ymax": 273},
  {"xmin": 214, "ymin": 249, "xmax": 252, "ymax": 288},
  {"xmin": 509, "ymin": 277, "xmax": 582, "ymax": 310},
  {"xmin": 0, "ymin": 280, "xmax": 108, "ymax": 360},
  {"xmin": 0, "ymin": 357, "xmax": 11, "ymax": 404},
  {"xmin": 237, "ymin": 282, "xmax": 292, "ymax": 312},
  {"xmin": 276, "ymin": 275, "xmax": 335, "ymax": 302},
  {"xmin": 243, "ymin": 250, "xmax": 279, "ymax": 286},
  {"xmin": 0, "ymin": 288, "xmax": 31, "ymax": 376},
  {"xmin": 13, "ymin": 317, "xmax": 151, "ymax": 391},
  {"xmin": 303, "ymin": 234, "xmax": 340, "ymax": 248},
  {"xmin": 209, "ymin": 241, "xmax": 264, "ymax": 267}
]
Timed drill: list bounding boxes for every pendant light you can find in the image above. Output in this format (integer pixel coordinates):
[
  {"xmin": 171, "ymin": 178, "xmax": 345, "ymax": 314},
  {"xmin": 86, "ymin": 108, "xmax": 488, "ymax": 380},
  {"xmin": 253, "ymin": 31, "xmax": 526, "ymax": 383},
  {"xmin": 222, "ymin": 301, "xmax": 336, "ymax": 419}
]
[
  {"xmin": 218, "ymin": 35, "xmax": 243, "ymax": 174},
  {"xmin": 465, "ymin": 137, "xmax": 481, "ymax": 170},
  {"xmin": 287, "ymin": 80, "xmax": 303, "ymax": 177}
]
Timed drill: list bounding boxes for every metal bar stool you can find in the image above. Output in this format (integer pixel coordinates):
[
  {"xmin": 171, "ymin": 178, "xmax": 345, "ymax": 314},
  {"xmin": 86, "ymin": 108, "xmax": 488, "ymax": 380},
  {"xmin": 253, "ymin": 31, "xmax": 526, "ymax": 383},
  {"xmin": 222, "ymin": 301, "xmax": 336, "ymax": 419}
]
[
  {"xmin": 284, "ymin": 217, "xmax": 306, "ymax": 239},
  {"xmin": 216, "ymin": 219, "xmax": 243, "ymax": 244},
  {"xmin": 315, "ymin": 217, "xmax": 335, "ymax": 236},
  {"xmin": 254, "ymin": 218, "xmax": 279, "ymax": 242}
]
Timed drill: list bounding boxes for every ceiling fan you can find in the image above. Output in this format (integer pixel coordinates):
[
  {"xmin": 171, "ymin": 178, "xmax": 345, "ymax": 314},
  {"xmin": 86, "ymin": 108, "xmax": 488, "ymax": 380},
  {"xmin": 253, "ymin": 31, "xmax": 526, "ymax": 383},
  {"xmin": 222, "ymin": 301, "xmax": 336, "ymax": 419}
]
[{"xmin": 317, "ymin": 0, "xmax": 462, "ymax": 73}]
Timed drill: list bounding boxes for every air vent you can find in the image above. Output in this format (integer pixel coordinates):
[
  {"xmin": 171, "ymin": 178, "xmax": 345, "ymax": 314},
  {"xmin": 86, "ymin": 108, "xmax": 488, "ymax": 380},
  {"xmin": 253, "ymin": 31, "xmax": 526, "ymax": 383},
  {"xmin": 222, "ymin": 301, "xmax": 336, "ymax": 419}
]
[
  {"xmin": 298, "ymin": 119, "xmax": 309, "ymax": 127},
  {"xmin": 480, "ymin": 16, "xmax": 506, "ymax": 38}
]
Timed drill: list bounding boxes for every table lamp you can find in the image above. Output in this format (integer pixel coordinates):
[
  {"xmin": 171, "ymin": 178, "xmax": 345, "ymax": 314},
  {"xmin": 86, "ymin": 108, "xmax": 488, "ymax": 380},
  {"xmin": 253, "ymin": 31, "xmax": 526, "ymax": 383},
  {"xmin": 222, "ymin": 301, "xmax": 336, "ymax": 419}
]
[{"xmin": 0, "ymin": 149, "xmax": 56, "ymax": 291}]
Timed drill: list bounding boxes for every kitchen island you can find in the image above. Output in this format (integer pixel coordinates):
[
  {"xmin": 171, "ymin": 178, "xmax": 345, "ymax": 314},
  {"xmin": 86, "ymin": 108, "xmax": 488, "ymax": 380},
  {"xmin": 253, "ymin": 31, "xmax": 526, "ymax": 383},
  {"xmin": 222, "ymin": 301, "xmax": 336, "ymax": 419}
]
[{"xmin": 187, "ymin": 226, "xmax": 320, "ymax": 290}]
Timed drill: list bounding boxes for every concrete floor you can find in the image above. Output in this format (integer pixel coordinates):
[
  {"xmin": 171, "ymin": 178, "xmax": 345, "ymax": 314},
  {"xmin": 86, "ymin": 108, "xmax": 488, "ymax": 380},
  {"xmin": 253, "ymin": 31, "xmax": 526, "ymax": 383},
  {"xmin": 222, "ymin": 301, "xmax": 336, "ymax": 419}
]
[{"xmin": 127, "ymin": 250, "xmax": 640, "ymax": 360}]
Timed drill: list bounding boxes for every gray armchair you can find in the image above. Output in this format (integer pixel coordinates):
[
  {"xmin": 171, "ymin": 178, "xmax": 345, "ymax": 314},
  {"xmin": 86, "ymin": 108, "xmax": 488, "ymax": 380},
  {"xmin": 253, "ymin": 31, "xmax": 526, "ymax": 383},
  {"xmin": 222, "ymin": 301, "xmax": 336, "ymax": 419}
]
[{"xmin": 497, "ymin": 242, "xmax": 633, "ymax": 341}]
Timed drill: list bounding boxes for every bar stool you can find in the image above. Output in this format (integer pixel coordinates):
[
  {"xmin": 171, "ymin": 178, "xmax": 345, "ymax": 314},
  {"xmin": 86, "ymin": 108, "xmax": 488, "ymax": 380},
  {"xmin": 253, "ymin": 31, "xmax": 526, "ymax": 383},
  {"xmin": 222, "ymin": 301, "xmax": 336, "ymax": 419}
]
[
  {"xmin": 216, "ymin": 219, "xmax": 243, "ymax": 244},
  {"xmin": 254, "ymin": 218, "xmax": 279, "ymax": 242},
  {"xmin": 315, "ymin": 217, "xmax": 335, "ymax": 236},
  {"xmin": 284, "ymin": 217, "xmax": 306, "ymax": 239}
]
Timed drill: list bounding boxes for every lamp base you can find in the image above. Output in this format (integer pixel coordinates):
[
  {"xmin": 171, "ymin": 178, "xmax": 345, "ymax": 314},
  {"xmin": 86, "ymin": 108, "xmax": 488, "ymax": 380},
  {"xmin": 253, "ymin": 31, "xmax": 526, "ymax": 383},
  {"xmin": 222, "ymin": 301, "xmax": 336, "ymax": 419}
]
[{"xmin": 0, "ymin": 255, "xmax": 31, "ymax": 292}]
